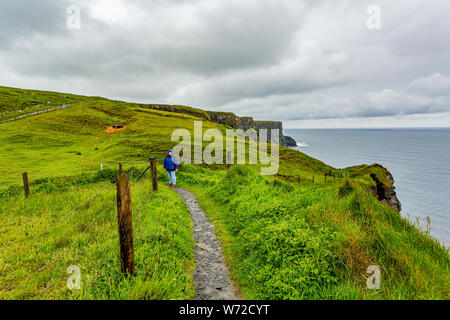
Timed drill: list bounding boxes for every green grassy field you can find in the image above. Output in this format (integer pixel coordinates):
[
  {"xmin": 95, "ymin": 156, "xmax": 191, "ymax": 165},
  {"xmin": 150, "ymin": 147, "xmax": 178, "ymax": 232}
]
[
  {"xmin": 0, "ymin": 86, "xmax": 93, "ymax": 122},
  {"xmin": 0, "ymin": 170, "xmax": 195, "ymax": 300},
  {"xmin": 0, "ymin": 86, "xmax": 448, "ymax": 300}
]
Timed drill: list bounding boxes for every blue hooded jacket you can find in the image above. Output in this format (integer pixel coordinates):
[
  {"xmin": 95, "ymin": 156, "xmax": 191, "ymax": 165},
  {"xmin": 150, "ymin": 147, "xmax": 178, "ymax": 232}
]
[{"xmin": 163, "ymin": 149, "xmax": 178, "ymax": 171}]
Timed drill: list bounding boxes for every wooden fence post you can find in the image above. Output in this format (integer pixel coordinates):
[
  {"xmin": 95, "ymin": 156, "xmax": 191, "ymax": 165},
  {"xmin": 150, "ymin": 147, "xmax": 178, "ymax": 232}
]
[
  {"xmin": 312, "ymin": 175, "xmax": 315, "ymax": 183},
  {"xmin": 324, "ymin": 173, "xmax": 327, "ymax": 183},
  {"xmin": 150, "ymin": 157, "xmax": 158, "ymax": 192},
  {"xmin": 22, "ymin": 172, "xmax": 30, "ymax": 198},
  {"xmin": 116, "ymin": 173, "xmax": 134, "ymax": 275},
  {"xmin": 119, "ymin": 162, "xmax": 123, "ymax": 174}
]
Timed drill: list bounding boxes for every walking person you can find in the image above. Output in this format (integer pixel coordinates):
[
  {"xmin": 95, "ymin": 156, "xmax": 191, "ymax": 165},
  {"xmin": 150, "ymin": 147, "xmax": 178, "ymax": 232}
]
[{"xmin": 163, "ymin": 149, "xmax": 178, "ymax": 187}]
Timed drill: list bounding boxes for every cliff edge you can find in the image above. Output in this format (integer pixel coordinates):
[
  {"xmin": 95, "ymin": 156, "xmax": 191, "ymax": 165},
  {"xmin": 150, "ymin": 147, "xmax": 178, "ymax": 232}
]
[
  {"xmin": 140, "ymin": 104, "xmax": 297, "ymax": 147},
  {"xmin": 348, "ymin": 163, "xmax": 402, "ymax": 212}
]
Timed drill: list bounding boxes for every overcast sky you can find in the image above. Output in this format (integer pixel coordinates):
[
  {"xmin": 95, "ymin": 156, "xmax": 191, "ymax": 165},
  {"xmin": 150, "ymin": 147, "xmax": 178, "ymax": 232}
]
[{"xmin": 1, "ymin": 0, "xmax": 450, "ymax": 128}]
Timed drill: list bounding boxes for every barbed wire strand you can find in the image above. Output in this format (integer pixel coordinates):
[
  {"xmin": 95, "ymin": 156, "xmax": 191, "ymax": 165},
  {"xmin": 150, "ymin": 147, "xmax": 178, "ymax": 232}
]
[
  {"xmin": 29, "ymin": 190, "xmax": 104, "ymax": 243},
  {"xmin": 36, "ymin": 201, "xmax": 116, "ymax": 299},
  {"xmin": 6, "ymin": 167, "xmax": 152, "ymax": 299},
  {"xmin": 7, "ymin": 192, "xmax": 104, "ymax": 298},
  {"xmin": 13, "ymin": 188, "xmax": 115, "ymax": 298},
  {"xmin": 35, "ymin": 169, "xmax": 136, "ymax": 299},
  {"xmin": 0, "ymin": 160, "xmax": 155, "ymax": 184}
]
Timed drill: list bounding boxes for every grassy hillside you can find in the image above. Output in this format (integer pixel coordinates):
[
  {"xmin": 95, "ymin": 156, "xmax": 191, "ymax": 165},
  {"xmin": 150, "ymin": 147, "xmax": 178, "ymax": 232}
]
[
  {"xmin": 0, "ymin": 169, "xmax": 195, "ymax": 299},
  {"xmin": 178, "ymin": 166, "xmax": 449, "ymax": 299},
  {"xmin": 0, "ymin": 95, "xmax": 223, "ymax": 187},
  {"xmin": 0, "ymin": 87, "xmax": 337, "ymax": 188},
  {"xmin": 0, "ymin": 86, "xmax": 93, "ymax": 122},
  {"xmin": 0, "ymin": 86, "xmax": 448, "ymax": 300}
]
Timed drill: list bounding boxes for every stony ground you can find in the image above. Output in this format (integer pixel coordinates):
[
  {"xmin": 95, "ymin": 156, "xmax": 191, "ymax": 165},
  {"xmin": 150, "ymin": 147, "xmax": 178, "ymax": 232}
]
[{"xmin": 174, "ymin": 187, "xmax": 238, "ymax": 300}]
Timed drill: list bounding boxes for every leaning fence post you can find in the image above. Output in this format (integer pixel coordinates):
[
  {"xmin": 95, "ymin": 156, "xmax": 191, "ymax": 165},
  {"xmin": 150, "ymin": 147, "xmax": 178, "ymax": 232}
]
[
  {"xmin": 22, "ymin": 172, "xmax": 30, "ymax": 198},
  {"xmin": 116, "ymin": 173, "xmax": 134, "ymax": 275},
  {"xmin": 150, "ymin": 157, "xmax": 158, "ymax": 192}
]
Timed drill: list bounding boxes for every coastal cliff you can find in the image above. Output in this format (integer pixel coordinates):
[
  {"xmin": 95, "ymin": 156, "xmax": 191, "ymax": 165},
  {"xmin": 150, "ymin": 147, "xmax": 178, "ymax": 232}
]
[
  {"xmin": 369, "ymin": 165, "xmax": 402, "ymax": 212},
  {"xmin": 140, "ymin": 104, "xmax": 297, "ymax": 147},
  {"xmin": 3, "ymin": 85, "xmax": 448, "ymax": 300},
  {"xmin": 348, "ymin": 163, "xmax": 402, "ymax": 212},
  {"xmin": 140, "ymin": 104, "xmax": 402, "ymax": 212}
]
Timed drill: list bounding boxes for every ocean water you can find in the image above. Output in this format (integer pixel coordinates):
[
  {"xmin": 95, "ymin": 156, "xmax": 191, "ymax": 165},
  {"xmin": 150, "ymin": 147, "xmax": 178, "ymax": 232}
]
[{"xmin": 285, "ymin": 128, "xmax": 450, "ymax": 246}]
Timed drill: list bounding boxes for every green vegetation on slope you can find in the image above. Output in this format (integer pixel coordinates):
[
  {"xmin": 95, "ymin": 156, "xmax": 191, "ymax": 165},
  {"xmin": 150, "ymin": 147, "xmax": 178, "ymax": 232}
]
[
  {"xmin": 0, "ymin": 169, "xmax": 195, "ymax": 299},
  {"xmin": 0, "ymin": 86, "xmax": 448, "ymax": 300},
  {"xmin": 0, "ymin": 97, "xmax": 222, "ymax": 187},
  {"xmin": 178, "ymin": 166, "xmax": 449, "ymax": 300},
  {"xmin": 0, "ymin": 86, "xmax": 94, "ymax": 122}
]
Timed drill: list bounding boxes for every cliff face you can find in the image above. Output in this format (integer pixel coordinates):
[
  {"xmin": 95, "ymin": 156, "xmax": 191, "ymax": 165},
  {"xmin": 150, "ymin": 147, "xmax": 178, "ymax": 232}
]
[
  {"xmin": 369, "ymin": 170, "xmax": 402, "ymax": 212},
  {"xmin": 283, "ymin": 135, "xmax": 297, "ymax": 147},
  {"xmin": 360, "ymin": 165, "xmax": 402, "ymax": 212},
  {"xmin": 140, "ymin": 104, "xmax": 297, "ymax": 147},
  {"xmin": 348, "ymin": 163, "xmax": 402, "ymax": 212},
  {"xmin": 140, "ymin": 104, "xmax": 208, "ymax": 119},
  {"xmin": 254, "ymin": 121, "xmax": 283, "ymax": 144}
]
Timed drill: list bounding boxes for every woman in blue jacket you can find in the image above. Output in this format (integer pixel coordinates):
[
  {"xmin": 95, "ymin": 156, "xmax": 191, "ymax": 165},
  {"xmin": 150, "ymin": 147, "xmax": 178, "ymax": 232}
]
[{"xmin": 163, "ymin": 149, "xmax": 178, "ymax": 187}]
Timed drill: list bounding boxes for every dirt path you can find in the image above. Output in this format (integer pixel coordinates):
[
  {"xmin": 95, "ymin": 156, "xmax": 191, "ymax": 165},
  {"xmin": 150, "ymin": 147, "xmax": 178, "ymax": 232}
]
[{"xmin": 174, "ymin": 187, "xmax": 239, "ymax": 300}]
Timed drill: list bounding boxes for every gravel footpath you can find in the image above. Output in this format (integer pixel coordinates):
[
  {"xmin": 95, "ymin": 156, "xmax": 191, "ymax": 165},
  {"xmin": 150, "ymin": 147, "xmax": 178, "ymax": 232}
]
[{"xmin": 174, "ymin": 187, "xmax": 239, "ymax": 300}]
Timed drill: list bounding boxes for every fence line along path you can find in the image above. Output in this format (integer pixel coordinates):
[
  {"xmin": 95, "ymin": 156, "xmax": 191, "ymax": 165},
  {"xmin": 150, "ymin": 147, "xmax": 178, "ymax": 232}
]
[
  {"xmin": 174, "ymin": 187, "xmax": 239, "ymax": 300},
  {"xmin": 0, "ymin": 103, "xmax": 82, "ymax": 124}
]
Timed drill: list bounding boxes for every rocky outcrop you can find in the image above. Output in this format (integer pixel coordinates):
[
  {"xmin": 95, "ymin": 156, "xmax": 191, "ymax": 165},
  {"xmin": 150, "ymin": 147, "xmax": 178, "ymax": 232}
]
[
  {"xmin": 382, "ymin": 171, "xmax": 402, "ymax": 212},
  {"xmin": 348, "ymin": 163, "xmax": 402, "ymax": 212},
  {"xmin": 283, "ymin": 136, "xmax": 297, "ymax": 147},
  {"xmin": 140, "ymin": 104, "xmax": 207, "ymax": 119},
  {"xmin": 206, "ymin": 111, "xmax": 241, "ymax": 128},
  {"xmin": 140, "ymin": 104, "xmax": 297, "ymax": 147},
  {"xmin": 369, "ymin": 167, "xmax": 402, "ymax": 212}
]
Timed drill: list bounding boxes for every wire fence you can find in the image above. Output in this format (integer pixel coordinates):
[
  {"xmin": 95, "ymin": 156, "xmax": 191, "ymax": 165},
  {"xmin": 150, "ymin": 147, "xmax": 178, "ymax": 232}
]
[
  {"xmin": 0, "ymin": 158, "xmax": 165, "ymax": 186},
  {"xmin": 6, "ymin": 189, "xmax": 107, "ymax": 298},
  {"xmin": 2, "ymin": 156, "xmax": 340, "ymax": 298},
  {"xmin": 0, "ymin": 103, "xmax": 82, "ymax": 124},
  {"xmin": 35, "ymin": 199, "xmax": 117, "ymax": 299},
  {"xmin": 3, "ymin": 164, "xmax": 150, "ymax": 299}
]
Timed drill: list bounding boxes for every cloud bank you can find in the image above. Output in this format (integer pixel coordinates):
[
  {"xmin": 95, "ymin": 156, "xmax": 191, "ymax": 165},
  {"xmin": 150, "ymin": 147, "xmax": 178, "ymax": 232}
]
[{"xmin": 1, "ymin": 0, "xmax": 449, "ymax": 127}]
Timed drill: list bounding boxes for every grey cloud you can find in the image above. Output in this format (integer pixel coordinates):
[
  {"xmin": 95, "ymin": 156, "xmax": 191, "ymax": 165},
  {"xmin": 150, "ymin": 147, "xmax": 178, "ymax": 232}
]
[
  {"xmin": 407, "ymin": 73, "xmax": 450, "ymax": 96},
  {"xmin": 222, "ymin": 72, "xmax": 450, "ymax": 121},
  {"xmin": 0, "ymin": 0, "xmax": 70, "ymax": 47},
  {"xmin": 166, "ymin": 47, "xmax": 351, "ymax": 106},
  {"xmin": 0, "ymin": 0, "xmax": 449, "ymax": 127}
]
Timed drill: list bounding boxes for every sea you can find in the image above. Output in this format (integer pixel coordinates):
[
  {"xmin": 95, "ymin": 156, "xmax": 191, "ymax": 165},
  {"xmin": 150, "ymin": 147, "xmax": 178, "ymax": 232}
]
[{"xmin": 285, "ymin": 128, "xmax": 450, "ymax": 246}]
